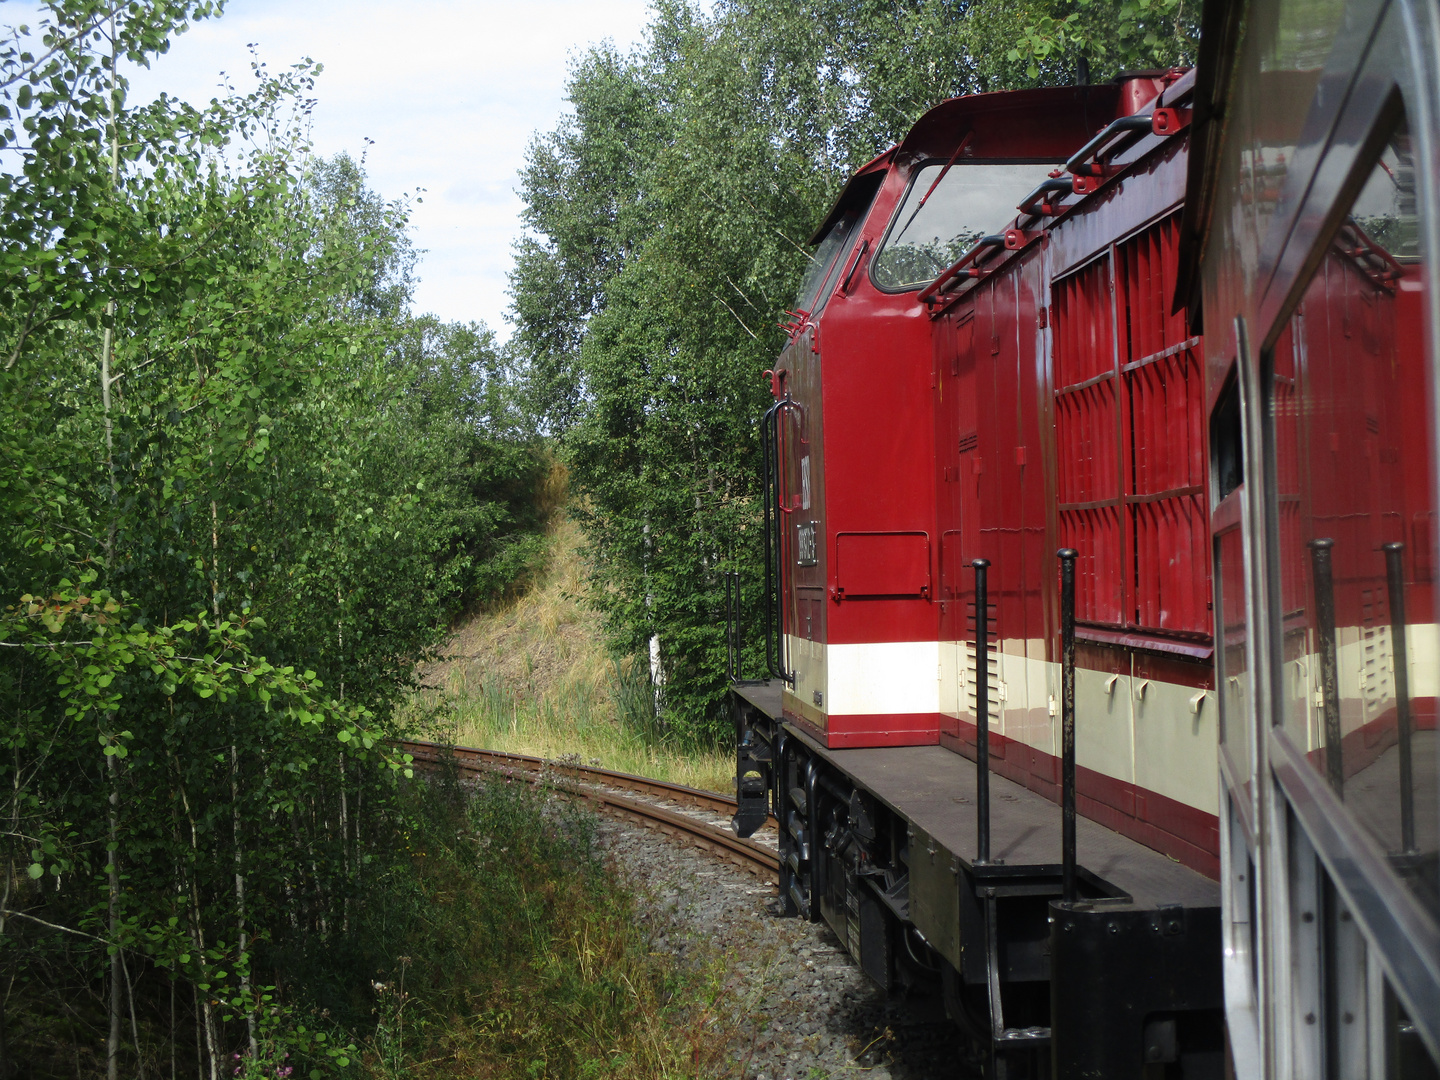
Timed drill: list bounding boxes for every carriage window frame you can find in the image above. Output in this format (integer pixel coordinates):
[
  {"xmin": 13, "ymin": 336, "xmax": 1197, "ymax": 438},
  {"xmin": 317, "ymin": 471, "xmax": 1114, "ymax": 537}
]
[{"xmin": 1254, "ymin": 94, "xmax": 1440, "ymax": 1057}]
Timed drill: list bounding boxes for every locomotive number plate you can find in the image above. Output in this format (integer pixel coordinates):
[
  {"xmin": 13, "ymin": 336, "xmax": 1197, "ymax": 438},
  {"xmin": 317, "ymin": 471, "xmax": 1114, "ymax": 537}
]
[{"xmin": 796, "ymin": 520, "xmax": 818, "ymax": 566}]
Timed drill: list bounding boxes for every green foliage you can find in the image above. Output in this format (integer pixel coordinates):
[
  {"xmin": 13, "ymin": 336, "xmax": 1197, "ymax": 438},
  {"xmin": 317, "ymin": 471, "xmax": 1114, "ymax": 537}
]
[
  {"xmin": 1006, "ymin": 0, "xmax": 1198, "ymax": 80},
  {"xmin": 508, "ymin": 0, "xmax": 1196, "ymax": 739},
  {"xmin": 0, "ymin": 2, "xmax": 549, "ymax": 1075}
]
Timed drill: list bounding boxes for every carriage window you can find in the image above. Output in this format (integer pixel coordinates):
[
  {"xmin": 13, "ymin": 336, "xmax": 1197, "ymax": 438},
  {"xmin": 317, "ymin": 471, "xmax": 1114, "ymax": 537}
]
[
  {"xmin": 870, "ymin": 161, "xmax": 1058, "ymax": 291},
  {"xmin": 1268, "ymin": 115, "xmax": 1437, "ymax": 917}
]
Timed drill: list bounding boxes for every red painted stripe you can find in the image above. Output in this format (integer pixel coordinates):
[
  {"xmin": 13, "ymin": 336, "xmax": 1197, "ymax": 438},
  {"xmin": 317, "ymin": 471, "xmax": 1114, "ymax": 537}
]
[{"xmin": 786, "ymin": 709, "xmax": 941, "ymax": 747}]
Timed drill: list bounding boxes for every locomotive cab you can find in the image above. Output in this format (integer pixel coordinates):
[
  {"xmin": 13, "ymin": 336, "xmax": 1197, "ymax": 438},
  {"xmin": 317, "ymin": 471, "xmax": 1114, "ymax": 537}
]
[{"xmin": 755, "ymin": 84, "xmax": 1136, "ymax": 752}]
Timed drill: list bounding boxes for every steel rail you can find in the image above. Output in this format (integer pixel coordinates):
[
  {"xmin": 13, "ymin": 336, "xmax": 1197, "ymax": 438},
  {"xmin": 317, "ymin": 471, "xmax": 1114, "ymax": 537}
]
[
  {"xmin": 401, "ymin": 738, "xmax": 748, "ymax": 815},
  {"xmin": 400, "ymin": 739, "xmax": 780, "ymax": 881}
]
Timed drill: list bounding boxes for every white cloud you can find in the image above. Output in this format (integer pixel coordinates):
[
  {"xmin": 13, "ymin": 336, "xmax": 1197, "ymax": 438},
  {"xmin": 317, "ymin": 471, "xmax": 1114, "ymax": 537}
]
[{"xmin": 2, "ymin": 0, "xmax": 655, "ymax": 341}]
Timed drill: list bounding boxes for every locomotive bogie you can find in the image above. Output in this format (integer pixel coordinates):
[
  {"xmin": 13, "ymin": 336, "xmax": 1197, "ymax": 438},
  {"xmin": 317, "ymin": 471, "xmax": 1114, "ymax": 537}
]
[{"xmin": 731, "ymin": 684, "xmax": 1226, "ymax": 1077}]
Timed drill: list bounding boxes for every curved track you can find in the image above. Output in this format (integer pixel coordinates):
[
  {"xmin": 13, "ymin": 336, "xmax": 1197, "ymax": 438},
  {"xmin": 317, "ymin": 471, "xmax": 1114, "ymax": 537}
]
[{"xmin": 400, "ymin": 738, "xmax": 780, "ymax": 881}]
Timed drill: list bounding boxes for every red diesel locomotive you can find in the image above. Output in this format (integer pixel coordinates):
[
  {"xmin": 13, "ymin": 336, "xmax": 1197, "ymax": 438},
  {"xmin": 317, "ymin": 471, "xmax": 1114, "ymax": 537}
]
[
  {"xmin": 727, "ymin": 0, "xmax": 1440, "ymax": 1073},
  {"xmin": 734, "ymin": 71, "xmax": 1225, "ymax": 1078}
]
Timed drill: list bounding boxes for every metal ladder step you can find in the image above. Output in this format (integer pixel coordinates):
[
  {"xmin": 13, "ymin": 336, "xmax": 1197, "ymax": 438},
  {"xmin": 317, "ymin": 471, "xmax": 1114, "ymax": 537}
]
[
  {"xmin": 785, "ymin": 809, "xmax": 810, "ymax": 850},
  {"xmin": 788, "ymin": 881, "xmax": 810, "ymax": 919},
  {"xmin": 995, "ymin": 1026, "xmax": 1051, "ymax": 1047}
]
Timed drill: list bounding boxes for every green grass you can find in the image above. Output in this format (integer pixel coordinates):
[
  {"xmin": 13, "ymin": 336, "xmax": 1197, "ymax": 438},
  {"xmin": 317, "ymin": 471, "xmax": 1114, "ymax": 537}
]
[
  {"xmin": 410, "ymin": 512, "xmax": 734, "ymax": 794},
  {"xmin": 343, "ymin": 770, "xmax": 733, "ymax": 1079}
]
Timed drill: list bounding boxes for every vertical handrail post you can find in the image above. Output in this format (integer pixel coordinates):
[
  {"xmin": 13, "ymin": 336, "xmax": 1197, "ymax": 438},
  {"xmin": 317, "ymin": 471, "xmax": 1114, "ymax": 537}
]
[
  {"xmin": 761, "ymin": 403, "xmax": 779, "ymax": 681},
  {"xmin": 735, "ymin": 569, "xmax": 742, "ymax": 684},
  {"xmin": 725, "ymin": 571, "xmax": 739, "ymax": 683},
  {"xmin": 1383, "ymin": 542, "xmax": 1416, "ymax": 852},
  {"xmin": 1058, "ymin": 548, "xmax": 1078, "ymax": 904},
  {"xmin": 1309, "ymin": 538, "xmax": 1344, "ymax": 794},
  {"xmin": 973, "ymin": 558, "xmax": 991, "ymax": 865}
]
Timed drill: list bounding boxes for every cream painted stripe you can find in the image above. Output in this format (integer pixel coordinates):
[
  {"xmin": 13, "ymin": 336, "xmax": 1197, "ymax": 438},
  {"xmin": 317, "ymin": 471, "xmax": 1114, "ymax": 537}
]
[
  {"xmin": 937, "ymin": 644, "xmax": 1221, "ymax": 815},
  {"xmin": 1409, "ymin": 622, "xmax": 1439, "ymax": 698},
  {"xmin": 784, "ymin": 634, "xmax": 829, "ymax": 713},
  {"xmin": 827, "ymin": 640, "xmax": 941, "ymax": 715},
  {"xmin": 785, "ymin": 621, "xmax": 1440, "ymax": 814}
]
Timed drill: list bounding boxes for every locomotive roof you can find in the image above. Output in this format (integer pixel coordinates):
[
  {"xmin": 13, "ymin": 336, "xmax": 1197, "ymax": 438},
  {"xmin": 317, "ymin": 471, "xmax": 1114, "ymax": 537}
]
[
  {"xmin": 808, "ymin": 83, "xmax": 1132, "ymax": 246},
  {"xmin": 896, "ymin": 83, "xmax": 1125, "ymax": 161}
]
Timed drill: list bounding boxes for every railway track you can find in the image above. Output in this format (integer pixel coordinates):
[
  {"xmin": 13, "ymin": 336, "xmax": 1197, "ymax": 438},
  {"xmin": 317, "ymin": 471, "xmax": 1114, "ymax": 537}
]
[{"xmin": 399, "ymin": 738, "xmax": 780, "ymax": 881}]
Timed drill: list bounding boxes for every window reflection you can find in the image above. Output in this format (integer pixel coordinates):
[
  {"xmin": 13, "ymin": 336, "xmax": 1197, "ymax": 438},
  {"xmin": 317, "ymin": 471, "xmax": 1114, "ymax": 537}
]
[
  {"xmin": 1218, "ymin": 518, "xmax": 1254, "ymax": 792},
  {"xmin": 871, "ymin": 162, "xmax": 1058, "ymax": 290},
  {"xmin": 795, "ymin": 205, "xmax": 863, "ymax": 316},
  {"xmin": 1269, "ymin": 116, "xmax": 1437, "ymax": 916}
]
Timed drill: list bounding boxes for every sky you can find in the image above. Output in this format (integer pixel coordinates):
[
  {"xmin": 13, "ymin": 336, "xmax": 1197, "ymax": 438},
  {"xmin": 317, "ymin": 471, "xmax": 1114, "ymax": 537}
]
[{"xmin": 1, "ymin": 0, "xmax": 656, "ymax": 341}]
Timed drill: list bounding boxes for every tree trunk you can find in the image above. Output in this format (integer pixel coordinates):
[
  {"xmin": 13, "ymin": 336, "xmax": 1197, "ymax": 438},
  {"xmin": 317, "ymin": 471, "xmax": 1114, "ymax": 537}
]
[
  {"xmin": 102, "ymin": 26, "xmax": 124, "ymax": 1071},
  {"xmin": 121, "ymin": 952, "xmax": 146, "ymax": 1080},
  {"xmin": 339, "ymin": 752, "xmax": 348, "ymax": 935},
  {"xmin": 210, "ymin": 496, "xmax": 220, "ymax": 619},
  {"xmin": 176, "ymin": 769, "xmax": 219, "ymax": 1080},
  {"xmin": 100, "ymin": 10, "xmax": 120, "ymax": 556},
  {"xmin": 107, "ymin": 751, "xmax": 121, "ymax": 1080},
  {"xmin": 230, "ymin": 740, "xmax": 254, "ymax": 1055},
  {"xmin": 0, "ymin": 974, "xmax": 12, "ymax": 1080},
  {"xmin": 192, "ymin": 983, "xmax": 203, "ymax": 1080}
]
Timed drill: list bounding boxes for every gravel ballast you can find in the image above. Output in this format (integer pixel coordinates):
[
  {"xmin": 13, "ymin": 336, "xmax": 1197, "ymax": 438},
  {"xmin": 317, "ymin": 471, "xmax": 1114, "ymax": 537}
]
[{"xmin": 597, "ymin": 816, "xmax": 980, "ymax": 1080}]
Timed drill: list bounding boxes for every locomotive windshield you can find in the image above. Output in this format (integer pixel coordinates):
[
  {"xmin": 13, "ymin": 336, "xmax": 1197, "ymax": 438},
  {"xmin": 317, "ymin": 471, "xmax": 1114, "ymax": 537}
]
[
  {"xmin": 795, "ymin": 204, "xmax": 866, "ymax": 315},
  {"xmin": 871, "ymin": 161, "xmax": 1059, "ymax": 290}
]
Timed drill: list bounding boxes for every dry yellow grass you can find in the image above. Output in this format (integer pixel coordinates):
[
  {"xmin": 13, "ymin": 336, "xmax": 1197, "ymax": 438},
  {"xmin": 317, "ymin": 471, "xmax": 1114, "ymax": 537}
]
[{"xmin": 408, "ymin": 510, "xmax": 734, "ymax": 794}]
